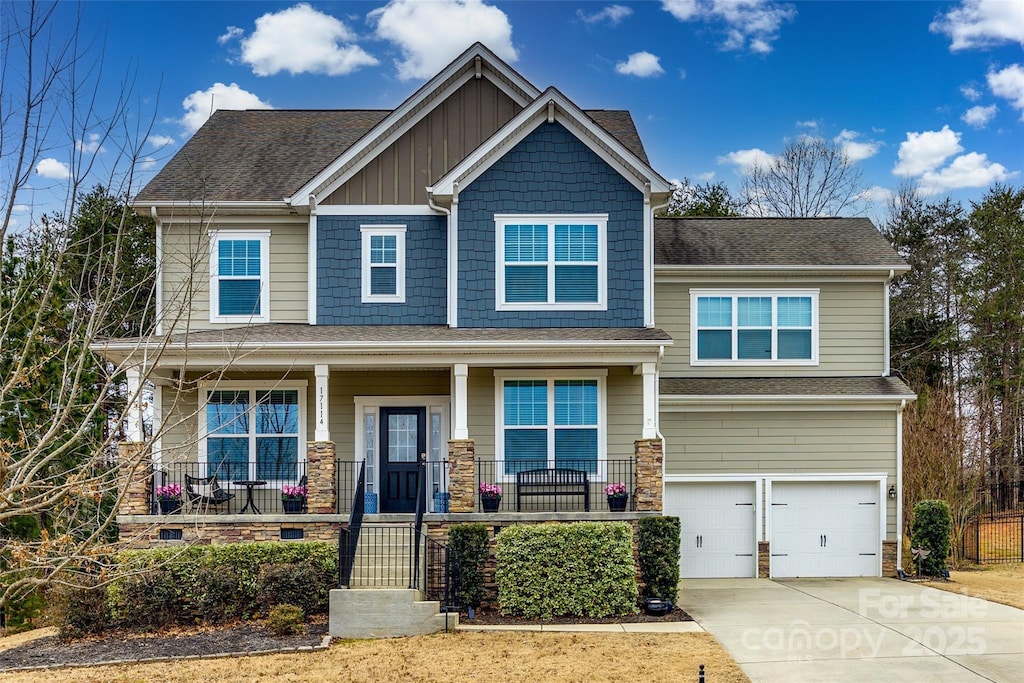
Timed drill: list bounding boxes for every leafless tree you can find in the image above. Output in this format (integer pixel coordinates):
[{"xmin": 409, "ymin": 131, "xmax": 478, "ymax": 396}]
[{"xmin": 740, "ymin": 138, "xmax": 866, "ymax": 217}]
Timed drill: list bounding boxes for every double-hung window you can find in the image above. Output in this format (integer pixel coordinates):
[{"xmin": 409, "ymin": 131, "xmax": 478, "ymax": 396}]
[
  {"xmin": 361, "ymin": 225, "xmax": 406, "ymax": 303},
  {"xmin": 495, "ymin": 214, "xmax": 606, "ymax": 310},
  {"xmin": 496, "ymin": 372, "xmax": 606, "ymax": 479},
  {"xmin": 691, "ymin": 289, "xmax": 818, "ymax": 365},
  {"xmin": 210, "ymin": 230, "xmax": 270, "ymax": 323},
  {"xmin": 202, "ymin": 382, "xmax": 306, "ymax": 483}
]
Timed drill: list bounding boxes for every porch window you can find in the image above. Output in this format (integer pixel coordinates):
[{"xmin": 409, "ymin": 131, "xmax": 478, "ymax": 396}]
[
  {"xmin": 204, "ymin": 386, "xmax": 303, "ymax": 482},
  {"xmin": 496, "ymin": 373, "xmax": 606, "ymax": 478},
  {"xmin": 209, "ymin": 230, "xmax": 270, "ymax": 323},
  {"xmin": 361, "ymin": 225, "xmax": 406, "ymax": 303}
]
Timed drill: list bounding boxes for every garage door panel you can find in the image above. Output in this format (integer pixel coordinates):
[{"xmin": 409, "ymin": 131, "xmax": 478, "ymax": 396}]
[{"xmin": 665, "ymin": 482, "xmax": 757, "ymax": 579}]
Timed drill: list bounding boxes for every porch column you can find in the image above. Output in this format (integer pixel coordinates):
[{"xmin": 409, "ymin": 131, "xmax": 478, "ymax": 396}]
[
  {"xmin": 639, "ymin": 362, "xmax": 657, "ymax": 439},
  {"xmin": 306, "ymin": 441, "xmax": 336, "ymax": 513},
  {"xmin": 452, "ymin": 363, "xmax": 469, "ymax": 440},
  {"xmin": 314, "ymin": 364, "xmax": 330, "ymax": 442},
  {"xmin": 633, "ymin": 438, "xmax": 663, "ymax": 512},
  {"xmin": 125, "ymin": 365, "xmax": 145, "ymax": 442}
]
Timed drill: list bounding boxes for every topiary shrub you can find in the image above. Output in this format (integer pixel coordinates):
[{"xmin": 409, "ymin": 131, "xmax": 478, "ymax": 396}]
[
  {"xmin": 50, "ymin": 578, "xmax": 109, "ymax": 640},
  {"xmin": 109, "ymin": 568, "xmax": 181, "ymax": 628},
  {"xmin": 911, "ymin": 499, "xmax": 952, "ymax": 576},
  {"xmin": 255, "ymin": 562, "xmax": 332, "ymax": 615},
  {"xmin": 266, "ymin": 603, "xmax": 305, "ymax": 635},
  {"xmin": 638, "ymin": 516, "xmax": 681, "ymax": 602},
  {"xmin": 447, "ymin": 523, "xmax": 489, "ymax": 608},
  {"xmin": 495, "ymin": 522, "xmax": 637, "ymax": 618}
]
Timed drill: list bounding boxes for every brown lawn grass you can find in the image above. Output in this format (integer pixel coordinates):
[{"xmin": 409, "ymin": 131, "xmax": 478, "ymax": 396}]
[
  {"xmin": 925, "ymin": 563, "xmax": 1024, "ymax": 611},
  {"xmin": 0, "ymin": 631, "xmax": 749, "ymax": 683},
  {"xmin": 0, "ymin": 629, "xmax": 56, "ymax": 653}
]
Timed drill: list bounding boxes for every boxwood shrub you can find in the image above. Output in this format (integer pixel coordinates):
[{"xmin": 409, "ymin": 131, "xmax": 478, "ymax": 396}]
[
  {"xmin": 911, "ymin": 499, "xmax": 952, "ymax": 576},
  {"xmin": 495, "ymin": 522, "xmax": 637, "ymax": 618},
  {"xmin": 638, "ymin": 516, "xmax": 680, "ymax": 602},
  {"xmin": 447, "ymin": 523, "xmax": 489, "ymax": 609}
]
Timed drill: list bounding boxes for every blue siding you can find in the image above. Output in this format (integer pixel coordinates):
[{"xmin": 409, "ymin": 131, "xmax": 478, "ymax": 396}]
[
  {"xmin": 317, "ymin": 215, "xmax": 446, "ymax": 325},
  {"xmin": 457, "ymin": 122, "xmax": 645, "ymax": 327}
]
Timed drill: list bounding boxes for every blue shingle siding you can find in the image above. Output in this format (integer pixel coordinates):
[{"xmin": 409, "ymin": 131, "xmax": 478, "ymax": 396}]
[
  {"xmin": 457, "ymin": 122, "xmax": 645, "ymax": 328},
  {"xmin": 317, "ymin": 215, "xmax": 446, "ymax": 325}
]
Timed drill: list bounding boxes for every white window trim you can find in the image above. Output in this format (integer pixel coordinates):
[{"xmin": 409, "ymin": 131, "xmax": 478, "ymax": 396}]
[
  {"xmin": 198, "ymin": 380, "xmax": 308, "ymax": 486},
  {"xmin": 493, "ymin": 370, "xmax": 608, "ymax": 483},
  {"xmin": 361, "ymin": 225, "xmax": 407, "ymax": 303},
  {"xmin": 209, "ymin": 230, "xmax": 271, "ymax": 324},
  {"xmin": 689, "ymin": 288, "xmax": 820, "ymax": 367},
  {"xmin": 494, "ymin": 214, "xmax": 608, "ymax": 312}
]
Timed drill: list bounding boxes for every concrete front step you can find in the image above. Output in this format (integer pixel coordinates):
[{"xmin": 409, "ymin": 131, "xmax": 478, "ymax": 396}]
[{"xmin": 329, "ymin": 588, "xmax": 459, "ymax": 638}]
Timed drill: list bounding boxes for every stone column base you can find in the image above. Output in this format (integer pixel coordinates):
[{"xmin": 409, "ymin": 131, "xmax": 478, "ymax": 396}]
[
  {"xmin": 119, "ymin": 442, "xmax": 152, "ymax": 516},
  {"xmin": 307, "ymin": 441, "xmax": 336, "ymax": 513},
  {"xmin": 758, "ymin": 541, "xmax": 771, "ymax": 578},
  {"xmin": 882, "ymin": 540, "xmax": 898, "ymax": 577},
  {"xmin": 633, "ymin": 439, "xmax": 663, "ymax": 512},
  {"xmin": 448, "ymin": 439, "xmax": 476, "ymax": 512}
]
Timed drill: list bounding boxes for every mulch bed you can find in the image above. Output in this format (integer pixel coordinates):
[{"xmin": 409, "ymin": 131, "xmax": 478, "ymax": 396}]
[
  {"xmin": 465, "ymin": 607, "xmax": 692, "ymax": 625},
  {"xmin": 0, "ymin": 618, "xmax": 328, "ymax": 671}
]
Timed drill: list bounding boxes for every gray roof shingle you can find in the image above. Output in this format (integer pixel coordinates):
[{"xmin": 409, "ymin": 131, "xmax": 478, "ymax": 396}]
[
  {"xmin": 655, "ymin": 217, "xmax": 907, "ymax": 268},
  {"xmin": 660, "ymin": 376, "xmax": 915, "ymax": 398},
  {"xmin": 136, "ymin": 109, "xmax": 649, "ymax": 203}
]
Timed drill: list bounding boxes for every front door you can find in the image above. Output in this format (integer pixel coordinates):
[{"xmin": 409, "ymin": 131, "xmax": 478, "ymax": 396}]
[{"xmin": 379, "ymin": 407, "xmax": 425, "ymax": 513}]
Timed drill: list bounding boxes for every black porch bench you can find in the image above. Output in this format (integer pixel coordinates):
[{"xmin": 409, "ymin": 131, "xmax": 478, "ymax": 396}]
[{"xmin": 515, "ymin": 468, "xmax": 590, "ymax": 512}]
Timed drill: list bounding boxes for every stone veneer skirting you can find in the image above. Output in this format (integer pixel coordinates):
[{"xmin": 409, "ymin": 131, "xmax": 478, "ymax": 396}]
[{"xmin": 118, "ymin": 516, "xmax": 346, "ymax": 547}]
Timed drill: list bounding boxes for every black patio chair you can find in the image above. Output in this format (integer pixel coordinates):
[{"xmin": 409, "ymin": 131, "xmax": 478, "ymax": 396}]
[{"xmin": 185, "ymin": 473, "xmax": 236, "ymax": 513}]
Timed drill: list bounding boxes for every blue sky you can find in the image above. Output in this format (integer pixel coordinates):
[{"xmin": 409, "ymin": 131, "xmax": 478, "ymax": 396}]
[{"xmin": 27, "ymin": 1, "xmax": 1024, "ymax": 218}]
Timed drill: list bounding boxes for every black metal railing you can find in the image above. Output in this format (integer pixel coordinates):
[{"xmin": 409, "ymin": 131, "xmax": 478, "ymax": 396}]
[
  {"xmin": 333, "ymin": 460, "xmax": 359, "ymax": 513},
  {"xmin": 474, "ymin": 458, "xmax": 636, "ymax": 513},
  {"xmin": 420, "ymin": 531, "xmax": 456, "ymax": 606},
  {"xmin": 962, "ymin": 481, "xmax": 1024, "ymax": 563},
  {"xmin": 338, "ymin": 461, "xmax": 367, "ymax": 587},
  {"xmin": 150, "ymin": 461, "xmax": 308, "ymax": 515}
]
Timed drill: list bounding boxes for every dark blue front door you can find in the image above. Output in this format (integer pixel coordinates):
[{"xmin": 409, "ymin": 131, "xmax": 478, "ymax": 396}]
[{"xmin": 380, "ymin": 407, "xmax": 425, "ymax": 513}]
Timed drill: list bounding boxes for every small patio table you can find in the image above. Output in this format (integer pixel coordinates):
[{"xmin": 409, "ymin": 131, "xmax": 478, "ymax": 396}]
[{"xmin": 233, "ymin": 480, "xmax": 268, "ymax": 514}]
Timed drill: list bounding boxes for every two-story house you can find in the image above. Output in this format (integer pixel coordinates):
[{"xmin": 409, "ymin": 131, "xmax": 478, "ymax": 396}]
[{"xmin": 99, "ymin": 43, "xmax": 913, "ymax": 582}]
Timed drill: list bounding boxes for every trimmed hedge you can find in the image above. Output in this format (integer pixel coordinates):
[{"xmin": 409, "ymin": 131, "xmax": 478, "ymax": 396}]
[
  {"xmin": 447, "ymin": 523, "xmax": 489, "ymax": 608},
  {"xmin": 911, "ymin": 499, "xmax": 952, "ymax": 576},
  {"xmin": 638, "ymin": 516, "xmax": 680, "ymax": 602},
  {"xmin": 495, "ymin": 522, "xmax": 637, "ymax": 618}
]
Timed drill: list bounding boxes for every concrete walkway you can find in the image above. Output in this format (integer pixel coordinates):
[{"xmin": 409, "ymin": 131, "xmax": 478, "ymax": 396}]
[
  {"xmin": 677, "ymin": 578, "xmax": 1024, "ymax": 683},
  {"xmin": 458, "ymin": 621, "xmax": 704, "ymax": 633}
]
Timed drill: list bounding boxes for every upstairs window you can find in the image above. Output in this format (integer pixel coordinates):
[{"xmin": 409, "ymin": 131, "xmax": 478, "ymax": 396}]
[
  {"xmin": 210, "ymin": 231, "xmax": 270, "ymax": 322},
  {"xmin": 495, "ymin": 214, "xmax": 607, "ymax": 311},
  {"xmin": 691, "ymin": 290, "xmax": 818, "ymax": 365},
  {"xmin": 361, "ymin": 225, "xmax": 406, "ymax": 303}
]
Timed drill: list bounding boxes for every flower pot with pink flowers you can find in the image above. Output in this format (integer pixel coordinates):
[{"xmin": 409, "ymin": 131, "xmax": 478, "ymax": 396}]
[
  {"xmin": 604, "ymin": 482, "xmax": 629, "ymax": 512},
  {"xmin": 479, "ymin": 482, "xmax": 502, "ymax": 512}
]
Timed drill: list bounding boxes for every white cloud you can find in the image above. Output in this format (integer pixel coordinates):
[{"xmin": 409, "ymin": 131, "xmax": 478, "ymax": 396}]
[
  {"xmin": 962, "ymin": 104, "xmax": 998, "ymax": 128},
  {"xmin": 218, "ymin": 26, "xmax": 243, "ymax": 45},
  {"xmin": 919, "ymin": 152, "xmax": 1013, "ymax": 195},
  {"xmin": 678, "ymin": 68, "xmax": 687, "ymax": 80},
  {"xmin": 615, "ymin": 51, "xmax": 665, "ymax": 78},
  {"xmin": 961, "ymin": 84, "xmax": 982, "ymax": 101},
  {"xmin": 578, "ymin": 4, "xmax": 633, "ymax": 26},
  {"xmin": 718, "ymin": 147, "xmax": 775, "ymax": 175},
  {"xmin": 987, "ymin": 64, "xmax": 1024, "ymax": 119},
  {"xmin": 233, "ymin": 3, "xmax": 377, "ymax": 76},
  {"xmin": 834, "ymin": 129, "xmax": 880, "ymax": 162},
  {"xmin": 796, "ymin": 120, "xmax": 818, "ymax": 129},
  {"xmin": 35, "ymin": 158, "xmax": 71, "ymax": 180},
  {"xmin": 76, "ymin": 133, "xmax": 103, "ymax": 154},
  {"xmin": 140, "ymin": 157, "xmax": 158, "ymax": 171},
  {"xmin": 857, "ymin": 186, "xmax": 893, "ymax": 203},
  {"xmin": 147, "ymin": 134, "xmax": 175, "ymax": 148},
  {"xmin": 892, "ymin": 126, "xmax": 963, "ymax": 177},
  {"xmin": 697, "ymin": 171, "xmax": 716, "ymax": 181},
  {"xmin": 662, "ymin": 0, "xmax": 796, "ymax": 54},
  {"xmin": 12, "ymin": 204, "xmax": 30, "ymax": 214},
  {"xmin": 180, "ymin": 83, "xmax": 273, "ymax": 133},
  {"xmin": 930, "ymin": 0, "xmax": 1024, "ymax": 51},
  {"xmin": 370, "ymin": 0, "xmax": 517, "ymax": 81}
]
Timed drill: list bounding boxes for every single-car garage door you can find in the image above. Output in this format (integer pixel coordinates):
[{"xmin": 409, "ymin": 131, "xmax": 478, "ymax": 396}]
[
  {"xmin": 770, "ymin": 481, "xmax": 880, "ymax": 578},
  {"xmin": 664, "ymin": 482, "xmax": 757, "ymax": 578}
]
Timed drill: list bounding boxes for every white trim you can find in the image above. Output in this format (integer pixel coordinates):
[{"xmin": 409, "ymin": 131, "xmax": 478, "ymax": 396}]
[
  {"xmin": 452, "ymin": 364, "xmax": 469, "ymax": 440},
  {"xmin": 208, "ymin": 229, "xmax": 271, "ymax": 324},
  {"xmin": 689, "ymin": 288, "xmax": 819, "ymax": 366},
  {"xmin": 360, "ymin": 225, "xmax": 407, "ymax": 304},
  {"xmin": 450, "ymin": 192, "xmax": 459, "ymax": 327},
  {"xmin": 896, "ymin": 399, "xmax": 906, "ymax": 570},
  {"xmin": 152, "ymin": 384, "xmax": 163, "ymax": 468},
  {"xmin": 317, "ymin": 205, "xmax": 439, "ymax": 216},
  {"xmin": 657, "ymin": 264, "xmax": 912, "ymax": 274},
  {"xmin": 641, "ymin": 362, "xmax": 658, "ymax": 439},
  {"xmin": 643, "ymin": 189, "xmax": 653, "ymax": 327},
  {"xmin": 884, "ymin": 272, "xmax": 892, "ymax": 376},
  {"xmin": 308, "ymin": 197, "xmax": 317, "ymax": 324},
  {"xmin": 493, "ymin": 371, "xmax": 608, "ymax": 483},
  {"xmin": 314, "ymin": 365, "xmax": 330, "ymax": 442},
  {"xmin": 152, "ymin": 207, "xmax": 163, "ymax": 336},
  {"xmin": 197, "ymin": 380, "xmax": 308, "ymax": 486},
  {"xmin": 659, "ymin": 395, "xmax": 916, "ymax": 409},
  {"xmin": 494, "ymin": 214, "xmax": 608, "ymax": 311}
]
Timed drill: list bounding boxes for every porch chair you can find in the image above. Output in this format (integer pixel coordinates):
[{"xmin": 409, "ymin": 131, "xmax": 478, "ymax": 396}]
[{"xmin": 185, "ymin": 474, "xmax": 236, "ymax": 513}]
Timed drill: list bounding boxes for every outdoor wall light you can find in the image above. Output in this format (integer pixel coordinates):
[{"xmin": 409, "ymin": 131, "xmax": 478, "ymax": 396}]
[{"xmin": 888, "ymin": 485, "xmax": 897, "ymax": 499}]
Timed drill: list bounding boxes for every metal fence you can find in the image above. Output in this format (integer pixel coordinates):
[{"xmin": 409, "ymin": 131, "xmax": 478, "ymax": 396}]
[
  {"xmin": 475, "ymin": 458, "xmax": 636, "ymax": 513},
  {"xmin": 151, "ymin": 461, "xmax": 309, "ymax": 515},
  {"xmin": 963, "ymin": 481, "xmax": 1024, "ymax": 563}
]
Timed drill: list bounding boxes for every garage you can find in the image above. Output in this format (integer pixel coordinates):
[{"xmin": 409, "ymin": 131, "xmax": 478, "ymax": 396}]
[
  {"xmin": 770, "ymin": 480, "xmax": 880, "ymax": 578},
  {"xmin": 664, "ymin": 481, "xmax": 757, "ymax": 578}
]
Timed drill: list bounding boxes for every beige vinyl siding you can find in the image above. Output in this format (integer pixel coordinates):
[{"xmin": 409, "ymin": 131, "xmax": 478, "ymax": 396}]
[
  {"xmin": 326, "ymin": 77, "xmax": 522, "ymax": 205},
  {"xmin": 160, "ymin": 218, "xmax": 308, "ymax": 332},
  {"xmin": 655, "ymin": 279, "xmax": 886, "ymax": 377},
  {"xmin": 661, "ymin": 409, "xmax": 898, "ymax": 536}
]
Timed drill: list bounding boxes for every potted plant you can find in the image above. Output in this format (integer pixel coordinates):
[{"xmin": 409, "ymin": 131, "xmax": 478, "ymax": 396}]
[
  {"xmin": 604, "ymin": 482, "xmax": 629, "ymax": 512},
  {"xmin": 281, "ymin": 484, "xmax": 308, "ymax": 514},
  {"xmin": 479, "ymin": 482, "xmax": 502, "ymax": 512},
  {"xmin": 156, "ymin": 484, "xmax": 183, "ymax": 514}
]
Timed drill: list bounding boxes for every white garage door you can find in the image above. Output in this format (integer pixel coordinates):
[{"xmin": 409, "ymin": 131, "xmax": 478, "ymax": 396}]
[
  {"xmin": 770, "ymin": 481, "xmax": 880, "ymax": 578},
  {"xmin": 664, "ymin": 482, "xmax": 757, "ymax": 578}
]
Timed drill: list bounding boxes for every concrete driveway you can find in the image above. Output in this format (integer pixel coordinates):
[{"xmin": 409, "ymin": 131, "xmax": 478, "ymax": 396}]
[{"xmin": 677, "ymin": 578, "xmax": 1024, "ymax": 683}]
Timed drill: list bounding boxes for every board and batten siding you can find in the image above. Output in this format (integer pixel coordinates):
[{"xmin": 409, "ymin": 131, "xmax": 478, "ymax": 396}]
[
  {"xmin": 660, "ymin": 409, "xmax": 898, "ymax": 537},
  {"xmin": 654, "ymin": 279, "xmax": 886, "ymax": 377},
  {"xmin": 160, "ymin": 219, "xmax": 308, "ymax": 332}
]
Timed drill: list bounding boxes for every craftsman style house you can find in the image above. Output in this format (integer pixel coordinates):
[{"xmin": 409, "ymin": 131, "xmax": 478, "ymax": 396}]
[{"xmin": 100, "ymin": 44, "xmax": 913, "ymax": 581}]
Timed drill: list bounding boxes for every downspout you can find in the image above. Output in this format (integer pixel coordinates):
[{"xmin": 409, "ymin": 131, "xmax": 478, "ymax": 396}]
[
  {"xmin": 884, "ymin": 269, "xmax": 893, "ymax": 376},
  {"xmin": 648, "ymin": 189, "xmax": 671, "ymax": 329},
  {"xmin": 308, "ymin": 194, "xmax": 318, "ymax": 325},
  {"xmin": 896, "ymin": 398, "xmax": 906, "ymax": 573},
  {"xmin": 427, "ymin": 190, "xmax": 454, "ymax": 328},
  {"xmin": 656, "ymin": 344, "xmax": 667, "ymax": 515},
  {"xmin": 152, "ymin": 207, "xmax": 163, "ymax": 336}
]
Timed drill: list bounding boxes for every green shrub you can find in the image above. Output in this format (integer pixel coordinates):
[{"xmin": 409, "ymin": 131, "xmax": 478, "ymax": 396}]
[
  {"xmin": 637, "ymin": 516, "xmax": 680, "ymax": 603},
  {"xmin": 256, "ymin": 562, "xmax": 332, "ymax": 615},
  {"xmin": 50, "ymin": 578, "xmax": 109, "ymax": 640},
  {"xmin": 266, "ymin": 603, "xmax": 305, "ymax": 635},
  {"xmin": 495, "ymin": 522, "xmax": 637, "ymax": 618},
  {"xmin": 0, "ymin": 585, "xmax": 47, "ymax": 634},
  {"xmin": 447, "ymin": 523, "xmax": 489, "ymax": 608},
  {"xmin": 192, "ymin": 566, "xmax": 243, "ymax": 623},
  {"xmin": 911, "ymin": 500, "xmax": 952, "ymax": 576},
  {"xmin": 109, "ymin": 568, "xmax": 181, "ymax": 628}
]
